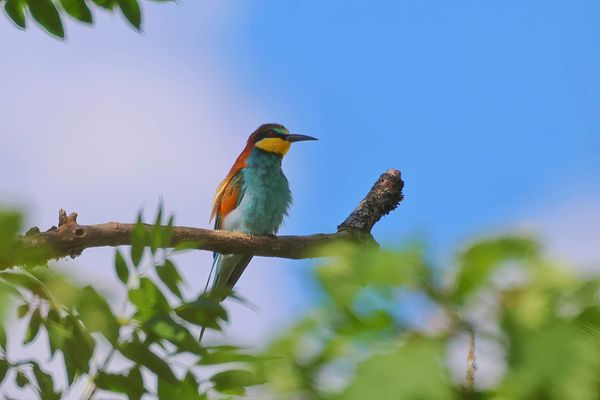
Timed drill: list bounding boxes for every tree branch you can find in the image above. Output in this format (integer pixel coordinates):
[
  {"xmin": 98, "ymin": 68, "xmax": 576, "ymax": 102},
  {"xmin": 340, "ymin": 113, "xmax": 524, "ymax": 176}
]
[
  {"xmin": 338, "ymin": 168, "xmax": 404, "ymax": 233},
  {"xmin": 5, "ymin": 169, "xmax": 404, "ymax": 268}
]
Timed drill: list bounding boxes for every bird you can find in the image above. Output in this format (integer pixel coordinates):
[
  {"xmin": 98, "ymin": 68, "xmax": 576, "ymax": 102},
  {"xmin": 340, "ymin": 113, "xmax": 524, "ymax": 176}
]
[{"xmin": 199, "ymin": 123, "xmax": 317, "ymax": 341}]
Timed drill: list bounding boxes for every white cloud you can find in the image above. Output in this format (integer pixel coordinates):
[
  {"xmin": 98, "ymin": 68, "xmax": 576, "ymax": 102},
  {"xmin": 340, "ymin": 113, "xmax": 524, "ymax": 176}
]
[
  {"xmin": 514, "ymin": 194, "xmax": 600, "ymax": 271},
  {"xmin": 0, "ymin": 2, "xmax": 304, "ymax": 397}
]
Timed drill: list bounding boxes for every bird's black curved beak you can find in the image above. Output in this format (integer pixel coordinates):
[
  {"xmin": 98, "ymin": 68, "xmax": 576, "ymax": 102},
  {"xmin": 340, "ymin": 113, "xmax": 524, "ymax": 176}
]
[{"xmin": 287, "ymin": 134, "xmax": 318, "ymax": 143}]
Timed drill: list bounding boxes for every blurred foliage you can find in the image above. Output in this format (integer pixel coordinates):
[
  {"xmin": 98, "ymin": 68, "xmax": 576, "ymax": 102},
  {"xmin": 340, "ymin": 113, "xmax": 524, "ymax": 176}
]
[
  {"xmin": 0, "ymin": 206, "xmax": 226, "ymax": 399},
  {"xmin": 1, "ymin": 0, "xmax": 174, "ymax": 39},
  {"xmin": 1, "ymin": 206, "xmax": 600, "ymax": 399}
]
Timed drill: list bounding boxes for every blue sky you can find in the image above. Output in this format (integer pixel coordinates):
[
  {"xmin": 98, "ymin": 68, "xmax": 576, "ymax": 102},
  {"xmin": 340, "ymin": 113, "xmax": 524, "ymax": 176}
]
[
  {"xmin": 222, "ymin": 0, "xmax": 600, "ymax": 246},
  {"xmin": 218, "ymin": 0, "xmax": 600, "ymax": 283},
  {"xmin": 1, "ymin": 1, "xmax": 599, "ymax": 394}
]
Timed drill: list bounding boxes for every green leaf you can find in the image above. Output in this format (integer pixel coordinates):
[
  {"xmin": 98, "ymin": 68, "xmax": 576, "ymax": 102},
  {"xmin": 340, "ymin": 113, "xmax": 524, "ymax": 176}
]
[
  {"xmin": 61, "ymin": 315, "xmax": 95, "ymax": 383},
  {"xmin": 59, "ymin": 0, "xmax": 92, "ymax": 23},
  {"xmin": 15, "ymin": 370, "xmax": 28, "ymax": 387},
  {"xmin": 150, "ymin": 201, "xmax": 163, "ymax": 253},
  {"xmin": 28, "ymin": 0, "xmax": 64, "ymax": 39},
  {"xmin": 129, "ymin": 277, "xmax": 171, "ymax": 322},
  {"xmin": 44, "ymin": 318, "xmax": 71, "ymax": 357},
  {"xmin": 118, "ymin": 0, "xmax": 141, "ymax": 30},
  {"xmin": 95, "ymin": 372, "xmax": 129, "ymax": 393},
  {"xmin": 120, "ymin": 341, "xmax": 178, "ymax": 384},
  {"xmin": 498, "ymin": 317, "xmax": 597, "ymax": 399},
  {"xmin": 143, "ymin": 316, "xmax": 202, "ymax": 354},
  {"xmin": 131, "ymin": 214, "xmax": 147, "ymax": 267},
  {"xmin": 31, "ymin": 269, "xmax": 79, "ymax": 307},
  {"xmin": 338, "ymin": 339, "xmax": 455, "ymax": 400},
  {"xmin": 175, "ymin": 295, "xmax": 227, "ymax": 329},
  {"xmin": 76, "ymin": 286, "xmax": 120, "ymax": 344},
  {"xmin": 173, "ymin": 241, "xmax": 199, "ymax": 253},
  {"xmin": 157, "ymin": 260, "xmax": 184, "ymax": 299},
  {"xmin": 0, "ymin": 281, "xmax": 24, "ymax": 303},
  {"xmin": 158, "ymin": 372, "xmax": 205, "ymax": 400},
  {"xmin": 96, "ymin": 368, "xmax": 145, "ymax": 399},
  {"xmin": 4, "ymin": 0, "xmax": 26, "ymax": 29},
  {"xmin": 31, "ymin": 361, "xmax": 60, "ymax": 400},
  {"xmin": 162, "ymin": 215, "xmax": 175, "ymax": 249},
  {"xmin": 198, "ymin": 348, "xmax": 255, "ymax": 366},
  {"xmin": 126, "ymin": 367, "xmax": 146, "ymax": 400},
  {"xmin": 0, "ymin": 272, "xmax": 50, "ymax": 300},
  {"xmin": 316, "ymin": 244, "xmax": 429, "ymax": 308},
  {"xmin": 0, "ymin": 324, "xmax": 7, "ymax": 352},
  {"xmin": 46, "ymin": 308, "xmax": 60, "ymax": 323},
  {"xmin": 23, "ymin": 308, "xmax": 42, "ymax": 345},
  {"xmin": 115, "ymin": 250, "xmax": 130, "ymax": 285},
  {"xmin": 17, "ymin": 303, "xmax": 29, "ymax": 319},
  {"xmin": 157, "ymin": 377, "xmax": 179, "ymax": 399},
  {"xmin": 0, "ymin": 211, "xmax": 22, "ymax": 239},
  {"xmin": 91, "ymin": 0, "xmax": 117, "ymax": 10},
  {"xmin": 210, "ymin": 369, "xmax": 261, "ymax": 396},
  {"xmin": 453, "ymin": 236, "xmax": 539, "ymax": 303},
  {"xmin": 0, "ymin": 359, "xmax": 9, "ymax": 385}
]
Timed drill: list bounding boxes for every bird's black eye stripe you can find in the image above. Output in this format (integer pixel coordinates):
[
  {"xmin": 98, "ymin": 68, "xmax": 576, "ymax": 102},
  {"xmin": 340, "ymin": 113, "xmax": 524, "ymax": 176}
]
[
  {"xmin": 257, "ymin": 130, "xmax": 286, "ymax": 141},
  {"xmin": 256, "ymin": 131, "xmax": 268, "ymax": 141}
]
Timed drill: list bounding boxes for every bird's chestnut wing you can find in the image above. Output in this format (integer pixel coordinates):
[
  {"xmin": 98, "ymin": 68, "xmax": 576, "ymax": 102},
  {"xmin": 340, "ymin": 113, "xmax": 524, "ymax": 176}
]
[{"xmin": 211, "ymin": 171, "xmax": 245, "ymax": 230}]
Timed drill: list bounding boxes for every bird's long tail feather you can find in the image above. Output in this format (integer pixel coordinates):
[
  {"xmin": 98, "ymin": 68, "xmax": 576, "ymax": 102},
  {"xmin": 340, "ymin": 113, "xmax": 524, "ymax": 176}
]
[
  {"xmin": 204, "ymin": 255, "xmax": 218, "ymax": 293},
  {"xmin": 198, "ymin": 254, "xmax": 253, "ymax": 342},
  {"xmin": 198, "ymin": 254, "xmax": 219, "ymax": 342}
]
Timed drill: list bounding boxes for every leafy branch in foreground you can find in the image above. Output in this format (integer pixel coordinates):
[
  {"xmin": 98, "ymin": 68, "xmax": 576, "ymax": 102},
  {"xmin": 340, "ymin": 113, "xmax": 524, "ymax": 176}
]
[
  {"xmin": 1, "ymin": 0, "xmax": 175, "ymax": 39},
  {"xmin": 0, "ymin": 207, "xmax": 242, "ymax": 399},
  {"xmin": 2, "ymin": 196, "xmax": 600, "ymax": 398},
  {"xmin": 257, "ymin": 238, "xmax": 600, "ymax": 400}
]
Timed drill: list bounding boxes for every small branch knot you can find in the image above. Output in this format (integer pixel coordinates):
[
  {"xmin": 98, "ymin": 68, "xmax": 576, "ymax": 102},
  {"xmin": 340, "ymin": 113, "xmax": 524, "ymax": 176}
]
[
  {"xmin": 25, "ymin": 227, "xmax": 40, "ymax": 236},
  {"xmin": 58, "ymin": 209, "xmax": 78, "ymax": 227},
  {"xmin": 337, "ymin": 169, "xmax": 404, "ymax": 233}
]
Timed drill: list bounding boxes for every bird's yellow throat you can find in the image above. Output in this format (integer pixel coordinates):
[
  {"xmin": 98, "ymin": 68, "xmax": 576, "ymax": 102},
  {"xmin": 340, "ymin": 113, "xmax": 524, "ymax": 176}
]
[{"xmin": 255, "ymin": 137, "xmax": 291, "ymax": 156}]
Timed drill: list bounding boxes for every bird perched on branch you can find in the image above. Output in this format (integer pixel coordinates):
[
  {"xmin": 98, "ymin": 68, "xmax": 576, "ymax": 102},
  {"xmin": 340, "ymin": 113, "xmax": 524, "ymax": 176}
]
[{"xmin": 200, "ymin": 123, "xmax": 317, "ymax": 340}]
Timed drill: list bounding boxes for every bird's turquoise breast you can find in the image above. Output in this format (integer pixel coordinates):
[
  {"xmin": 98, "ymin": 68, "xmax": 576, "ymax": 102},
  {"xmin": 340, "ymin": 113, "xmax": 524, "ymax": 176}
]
[{"xmin": 238, "ymin": 148, "xmax": 292, "ymax": 234}]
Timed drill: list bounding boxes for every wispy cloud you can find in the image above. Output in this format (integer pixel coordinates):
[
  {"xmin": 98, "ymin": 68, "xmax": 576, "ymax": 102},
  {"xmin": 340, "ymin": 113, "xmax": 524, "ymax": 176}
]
[{"xmin": 0, "ymin": 3, "xmax": 303, "ymax": 396}]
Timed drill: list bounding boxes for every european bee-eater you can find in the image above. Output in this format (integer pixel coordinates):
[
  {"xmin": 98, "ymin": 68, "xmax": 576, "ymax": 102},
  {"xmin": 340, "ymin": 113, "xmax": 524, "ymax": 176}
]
[{"xmin": 200, "ymin": 123, "xmax": 317, "ymax": 340}]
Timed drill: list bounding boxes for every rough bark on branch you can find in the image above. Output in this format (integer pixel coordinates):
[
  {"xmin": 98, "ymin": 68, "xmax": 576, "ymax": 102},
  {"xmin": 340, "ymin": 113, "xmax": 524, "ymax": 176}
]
[{"xmin": 4, "ymin": 169, "xmax": 404, "ymax": 268}]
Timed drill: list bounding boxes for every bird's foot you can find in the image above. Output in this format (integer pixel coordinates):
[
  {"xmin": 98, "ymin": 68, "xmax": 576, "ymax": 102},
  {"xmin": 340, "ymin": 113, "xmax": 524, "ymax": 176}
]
[{"xmin": 248, "ymin": 233, "xmax": 277, "ymax": 240}]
